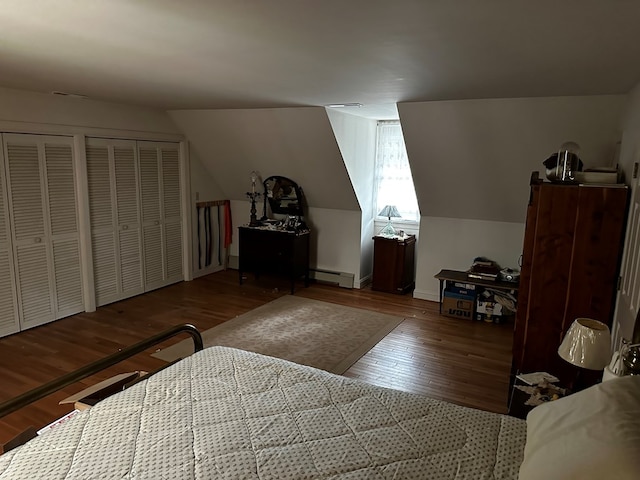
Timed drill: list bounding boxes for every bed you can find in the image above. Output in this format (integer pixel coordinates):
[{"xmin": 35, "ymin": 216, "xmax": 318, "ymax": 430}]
[{"xmin": 1, "ymin": 338, "xmax": 639, "ymax": 479}]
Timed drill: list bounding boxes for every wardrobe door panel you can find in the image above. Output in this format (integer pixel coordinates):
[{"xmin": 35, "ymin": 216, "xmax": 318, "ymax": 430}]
[
  {"xmin": 119, "ymin": 229, "xmax": 143, "ymax": 293},
  {"xmin": 5, "ymin": 138, "xmax": 54, "ymax": 328},
  {"xmin": 86, "ymin": 145, "xmax": 114, "ymax": 230},
  {"xmin": 0, "ymin": 144, "xmax": 18, "ymax": 336},
  {"xmin": 164, "ymin": 220, "xmax": 183, "ymax": 281},
  {"xmin": 15, "ymin": 244, "xmax": 53, "ymax": 329},
  {"xmin": 0, "ymin": 250, "xmax": 18, "ymax": 336},
  {"xmin": 138, "ymin": 142, "xmax": 183, "ymax": 290},
  {"xmin": 162, "ymin": 148, "xmax": 181, "ymax": 218},
  {"xmin": 161, "ymin": 146, "xmax": 183, "ymax": 283},
  {"xmin": 92, "ymin": 232, "xmax": 117, "ymax": 304},
  {"xmin": 522, "ymin": 185, "xmax": 578, "ymax": 374},
  {"xmin": 44, "ymin": 141, "xmax": 83, "ymax": 316},
  {"xmin": 139, "ymin": 148, "xmax": 161, "ymax": 223},
  {"xmin": 143, "ymin": 223, "xmax": 163, "ymax": 287},
  {"xmin": 52, "ymin": 239, "xmax": 83, "ymax": 315},
  {"xmin": 6, "ymin": 143, "xmax": 46, "ymax": 242},
  {"xmin": 86, "ymin": 141, "xmax": 119, "ymax": 306},
  {"xmin": 114, "ymin": 145, "xmax": 143, "ymax": 296},
  {"xmin": 114, "ymin": 147, "xmax": 139, "ymax": 225},
  {"xmin": 45, "ymin": 143, "xmax": 78, "ymax": 236},
  {"xmin": 88, "ymin": 139, "xmax": 147, "ymax": 305}
]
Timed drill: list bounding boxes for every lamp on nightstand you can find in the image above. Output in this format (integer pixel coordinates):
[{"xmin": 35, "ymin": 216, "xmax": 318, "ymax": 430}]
[
  {"xmin": 378, "ymin": 205, "xmax": 401, "ymax": 237},
  {"xmin": 558, "ymin": 318, "xmax": 611, "ymax": 389}
]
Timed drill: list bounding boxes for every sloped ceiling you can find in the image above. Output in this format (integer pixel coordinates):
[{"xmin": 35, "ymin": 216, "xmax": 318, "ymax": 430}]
[
  {"xmin": 0, "ymin": 2, "xmax": 639, "ymax": 110},
  {"xmin": 169, "ymin": 107, "xmax": 359, "ymax": 211},
  {"xmin": 399, "ymin": 95, "xmax": 626, "ymax": 223}
]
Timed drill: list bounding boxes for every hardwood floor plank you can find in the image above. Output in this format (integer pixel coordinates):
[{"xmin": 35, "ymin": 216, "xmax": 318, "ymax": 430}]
[{"xmin": 0, "ymin": 270, "xmax": 514, "ymax": 445}]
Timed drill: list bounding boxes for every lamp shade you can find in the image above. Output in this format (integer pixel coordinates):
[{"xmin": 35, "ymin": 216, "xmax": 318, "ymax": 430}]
[
  {"xmin": 558, "ymin": 318, "xmax": 611, "ymax": 370},
  {"xmin": 378, "ymin": 205, "xmax": 401, "ymax": 219}
]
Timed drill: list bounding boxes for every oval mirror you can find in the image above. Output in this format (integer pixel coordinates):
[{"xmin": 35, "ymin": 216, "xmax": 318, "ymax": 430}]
[{"xmin": 263, "ymin": 176, "xmax": 304, "ymax": 217}]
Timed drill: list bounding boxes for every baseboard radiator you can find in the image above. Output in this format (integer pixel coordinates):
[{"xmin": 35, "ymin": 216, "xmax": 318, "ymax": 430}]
[
  {"xmin": 227, "ymin": 257, "xmax": 354, "ymax": 289},
  {"xmin": 310, "ymin": 269, "xmax": 354, "ymax": 289}
]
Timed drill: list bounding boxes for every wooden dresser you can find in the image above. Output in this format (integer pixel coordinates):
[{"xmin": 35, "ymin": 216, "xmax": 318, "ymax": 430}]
[
  {"xmin": 238, "ymin": 226, "xmax": 310, "ymax": 294},
  {"xmin": 372, "ymin": 234, "xmax": 416, "ymax": 294},
  {"xmin": 512, "ymin": 180, "xmax": 629, "ymax": 388}
]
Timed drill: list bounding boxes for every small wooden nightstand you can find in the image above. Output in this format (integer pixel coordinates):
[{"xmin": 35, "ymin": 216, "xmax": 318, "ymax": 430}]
[{"xmin": 372, "ymin": 234, "xmax": 416, "ymax": 294}]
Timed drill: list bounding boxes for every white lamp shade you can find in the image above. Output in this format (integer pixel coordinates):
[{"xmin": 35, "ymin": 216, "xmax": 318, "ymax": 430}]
[
  {"xmin": 558, "ymin": 318, "xmax": 611, "ymax": 370},
  {"xmin": 378, "ymin": 205, "xmax": 401, "ymax": 219}
]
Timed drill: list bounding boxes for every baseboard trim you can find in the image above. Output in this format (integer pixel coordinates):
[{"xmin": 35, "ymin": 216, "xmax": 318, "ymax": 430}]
[{"xmin": 412, "ymin": 289, "xmax": 439, "ymax": 302}]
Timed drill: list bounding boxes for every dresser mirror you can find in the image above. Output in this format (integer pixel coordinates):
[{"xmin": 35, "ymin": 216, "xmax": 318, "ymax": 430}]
[{"xmin": 262, "ymin": 176, "xmax": 304, "ymax": 218}]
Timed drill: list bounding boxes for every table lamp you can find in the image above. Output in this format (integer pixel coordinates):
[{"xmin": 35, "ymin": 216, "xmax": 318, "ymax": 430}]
[
  {"xmin": 558, "ymin": 318, "xmax": 611, "ymax": 389},
  {"xmin": 378, "ymin": 205, "xmax": 401, "ymax": 237}
]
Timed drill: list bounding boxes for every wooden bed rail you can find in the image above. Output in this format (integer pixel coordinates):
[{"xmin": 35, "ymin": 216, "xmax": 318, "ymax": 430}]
[{"xmin": 0, "ymin": 324, "xmax": 203, "ymax": 419}]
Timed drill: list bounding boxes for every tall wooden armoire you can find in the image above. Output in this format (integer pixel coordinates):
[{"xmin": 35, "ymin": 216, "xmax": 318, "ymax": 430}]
[{"xmin": 512, "ymin": 176, "xmax": 629, "ymax": 388}]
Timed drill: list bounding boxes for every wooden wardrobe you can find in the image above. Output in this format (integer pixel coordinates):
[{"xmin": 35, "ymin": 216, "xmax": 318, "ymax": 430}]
[{"xmin": 512, "ymin": 176, "xmax": 629, "ymax": 387}]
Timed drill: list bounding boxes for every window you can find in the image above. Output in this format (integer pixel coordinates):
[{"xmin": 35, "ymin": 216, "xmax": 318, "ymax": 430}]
[{"xmin": 374, "ymin": 121, "xmax": 419, "ymax": 222}]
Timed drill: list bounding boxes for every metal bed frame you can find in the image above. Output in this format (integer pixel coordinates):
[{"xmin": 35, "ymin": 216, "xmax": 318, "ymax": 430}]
[{"xmin": 0, "ymin": 324, "xmax": 203, "ymax": 419}]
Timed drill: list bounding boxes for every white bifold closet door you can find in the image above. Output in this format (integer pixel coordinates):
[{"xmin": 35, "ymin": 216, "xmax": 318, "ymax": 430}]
[
  {"xmin": 0, "ymin": 142, "xmax": 19, "ymax": 336},
  {"xmin": 2, "ymin": 134, "xmax": 83, "ymax": 331},
  {"xmin": 86, "ymin": 138, "xmax": 144, "ymax": 307},
  {"xmin": 138, "ymin": 141, "xmax": 183, "ymax": 291}
]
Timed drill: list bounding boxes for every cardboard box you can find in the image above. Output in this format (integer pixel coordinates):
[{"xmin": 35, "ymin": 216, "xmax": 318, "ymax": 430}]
[
  {"xmin": 60, "ymin": 371, "xmax": 148, "ymax": 411},
  {"xmin": 476, "ymin": 300, "xmax": 504, "ymax": 323},
  {"xmin": 442, "ymin": 291, "xmax": 475, "ymax": 320},
  {"xmin": 445, "ymin": 280, "xmax": 477, "ymax": 297}
]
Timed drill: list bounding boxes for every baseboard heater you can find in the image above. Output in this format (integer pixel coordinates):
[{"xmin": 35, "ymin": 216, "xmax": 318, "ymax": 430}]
[
  {"xmin": 228, "ymin": 256, "xmax": 354, "ymax": 289},
  {"xmin": 310, "ymin": 269, "xmax": 354, "ymax": 289}
]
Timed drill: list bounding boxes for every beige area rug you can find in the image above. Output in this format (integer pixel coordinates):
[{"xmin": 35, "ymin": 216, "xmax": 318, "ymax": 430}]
[{"xmin": 152, "ymin": 295, "xmax": 404, "ymax": 374}]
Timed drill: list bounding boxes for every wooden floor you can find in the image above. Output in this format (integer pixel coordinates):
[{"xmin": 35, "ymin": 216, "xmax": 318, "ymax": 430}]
[{"xmin": 0, "ymin": 270, "xmax": 514, "ymax": 446}]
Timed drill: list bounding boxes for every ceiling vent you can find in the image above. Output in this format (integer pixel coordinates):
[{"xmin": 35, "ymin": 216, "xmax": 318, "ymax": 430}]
[
  {"xmin": 325, "ymin": 103, "xmax": 363, "ymax": 108},
  {"xmin": 51, "ymin": 91, "xmax": 88, "ymax": 99}
]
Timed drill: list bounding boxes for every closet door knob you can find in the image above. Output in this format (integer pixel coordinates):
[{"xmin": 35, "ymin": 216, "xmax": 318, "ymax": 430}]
[
  {"xmin": 122, "ymin": 225, "xmax": 129, "ymax": 230},
  {"xmin": 154, "ymin": 220, "xmax": 160, "ymax": 226},
  {"xmin": 34, "ymin": 237, "xmax": 42, "ymax": 244}
]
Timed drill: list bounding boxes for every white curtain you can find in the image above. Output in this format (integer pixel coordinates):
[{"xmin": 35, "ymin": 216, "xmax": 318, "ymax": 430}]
[{"xmin": 374, "ymin": 121, "xmax": 420, "ymax": 222}]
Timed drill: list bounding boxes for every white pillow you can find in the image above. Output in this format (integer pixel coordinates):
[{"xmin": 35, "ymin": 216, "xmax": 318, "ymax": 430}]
[{"xmin": 519, "ymin": 375, "xmax": 640, "ymax": 480}]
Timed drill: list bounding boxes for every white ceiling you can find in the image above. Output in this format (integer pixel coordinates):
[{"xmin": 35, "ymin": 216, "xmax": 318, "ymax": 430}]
[{"xmin": 1, "ymin": 1, "xmax": 639, "ymax": 117}]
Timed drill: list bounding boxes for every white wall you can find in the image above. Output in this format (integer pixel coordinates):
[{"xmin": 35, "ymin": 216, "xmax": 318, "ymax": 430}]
[
  {"xmin": 170, "ymin": 107, "xmax": 363, "ymax": 283},
  {"xmin": 306, "ymin": 207, "xmax": 362, "ymax": 283},
  {"xmin": 325, "ymin": 109, "xmax": 377, "ymax": 284},
  {"xmin": 168, "ymin": 108, "xmax": 359, "ymax": 209},
  {"xmin": 0, "ymin": 86, "xmax": 180, "ymax": 135},
  {"xmin": 413, "ymin": 218, "xmax": 524, "ymax": 301},
  {"xmin": 619, "ymin": 84, "xmax": 640, "ymax": 178},
  {"xmin": 399, "ymin": 95, "xmax": 626, "ymax": 223},
  {"xmin": 398, "ymin": 95, "xmax": 626, "ymax": 300}
]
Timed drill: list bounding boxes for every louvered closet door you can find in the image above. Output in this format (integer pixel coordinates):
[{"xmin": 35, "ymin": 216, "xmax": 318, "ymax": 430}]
[
  {"xmin": 44, "ymin": 142, "xmax": 83, "ymax": 317},
  {"xmin": 5, "ymin": 137, "xmax": 54, "ymax": 328},
  {"xmin": 114, "ymin": 145, "xmax": 143, "ymax": 296},
  {"xmin": 86, "ymin": 138, "xmax": 143, "ymax": 306},
  {"xmin": 138, "ymin": 141, "xmax": 183, "ymax": 291},
  {"xmin": 4, "ymin": 134, "xmax": 82, "ymax": 330},
  {"xmin": 161, "ymin": 147, "xmax": 183, "ymax": 283},
  {"xmin": 87, "ymin": 142, "xmax": 117, "ymax": 305},
  {"xmin": 0, "ymin": 138, "xmax": 19, "ymax": 336},
  {"xmin": 139, "ymin": 145, "xmax": 164, "ymax": 289}
]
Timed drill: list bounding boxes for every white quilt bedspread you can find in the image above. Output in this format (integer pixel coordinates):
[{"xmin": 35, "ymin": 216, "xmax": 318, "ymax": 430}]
[{"xmin": 0, "ymin": 346, "xmax": 525, "ymax": 479}]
